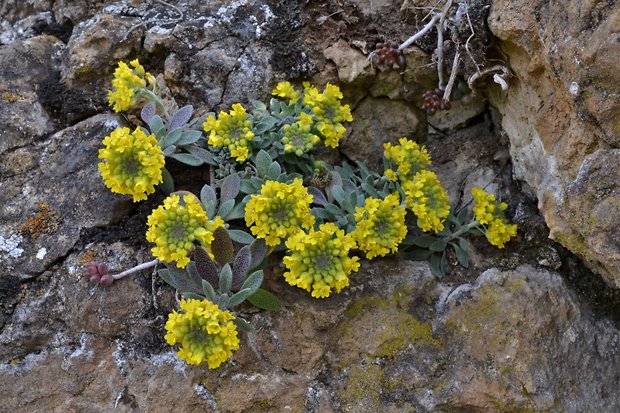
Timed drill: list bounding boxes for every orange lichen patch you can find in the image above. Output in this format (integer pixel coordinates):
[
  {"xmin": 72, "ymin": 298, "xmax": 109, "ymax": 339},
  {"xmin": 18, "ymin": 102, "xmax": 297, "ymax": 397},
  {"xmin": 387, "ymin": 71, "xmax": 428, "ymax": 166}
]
[
  {"xmin": 78, "ymin": 250, "xmax": 98, "ymax": 266},
  {"xmin": 19, "ymin": 202, "xmax": 63, "ymax": 241},
  {"xmin": 1, "ymin": 91, "xmax": 25, "ymax": 102}
]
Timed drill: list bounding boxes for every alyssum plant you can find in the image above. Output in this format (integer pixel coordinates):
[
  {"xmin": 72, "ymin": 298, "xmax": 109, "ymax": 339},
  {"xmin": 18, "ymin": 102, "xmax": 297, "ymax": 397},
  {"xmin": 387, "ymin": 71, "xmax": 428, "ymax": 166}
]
[{"xmin": 89, "ymin": 59, "xmax": 517, "ymax": 368}]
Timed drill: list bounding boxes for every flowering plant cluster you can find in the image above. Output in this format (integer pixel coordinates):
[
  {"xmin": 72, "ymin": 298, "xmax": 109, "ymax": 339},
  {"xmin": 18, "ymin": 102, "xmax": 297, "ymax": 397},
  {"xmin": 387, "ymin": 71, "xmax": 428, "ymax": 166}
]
[{"xmin": 91, "ymin": 59, "xmax": 518, "ymax": 369}]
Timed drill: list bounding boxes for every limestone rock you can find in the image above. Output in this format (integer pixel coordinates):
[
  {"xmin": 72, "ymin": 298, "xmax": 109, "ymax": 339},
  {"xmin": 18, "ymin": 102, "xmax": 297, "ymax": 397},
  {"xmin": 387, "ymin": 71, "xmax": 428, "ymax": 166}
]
[
  {"xmin": 341, "ymin": 97, "xmax": 426, "ymax": 170},
  {"xmin": 487, "ymin": 0, "xmax": 620, "ymax": 286}
]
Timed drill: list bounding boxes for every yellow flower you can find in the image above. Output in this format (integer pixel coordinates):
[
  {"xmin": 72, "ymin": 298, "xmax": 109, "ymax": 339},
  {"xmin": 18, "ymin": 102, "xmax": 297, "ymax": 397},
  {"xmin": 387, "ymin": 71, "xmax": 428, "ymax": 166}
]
[
  {"xmin": 403, "ymin": 170, "xmax": 450, "ymax": 232},
  {"xmin": 164, "ymin": 299, "xmax": 240, "ymax": 368},
  {"xmin": 146, "ymin": 194, "xmax": 225, "ymax": 268},
  {"xmin": 203, "ymin": 103, "xmax": 255, "ymax": 162},
  {"xmin": 281, "ymin": 112, "xmax": 320, "ymax": 155},
  {"xmin": 352, "ymin": 193, "xmax": 408, "ymax": 259},
  {"xmin": 245, "ymin": 179, "xmax": 315, "ymax": 246},
  {"xmin": 98, "ymin": 127, "xmax": 165, "ymax": 202},
  {"xmin": 107, "ymin": 59, "xmax": 155, "ymax": 112},
  {"xmin": 283, "ymin": 223, "xmax": 360, "ymax": 298},
  {"xmin": 383, "ymin": 137, "xmax": 431, "ymax": 182},
  {"xmin": 471, "ymin": 187, "xmax": 517, "ymax": 248},
  {"xmin": 272, "ymin": 81, "xmax": 300, "ymax": 104},
  {"xmin": 302, "ymin": 82, "xmax": 352, "ymax": 148}
]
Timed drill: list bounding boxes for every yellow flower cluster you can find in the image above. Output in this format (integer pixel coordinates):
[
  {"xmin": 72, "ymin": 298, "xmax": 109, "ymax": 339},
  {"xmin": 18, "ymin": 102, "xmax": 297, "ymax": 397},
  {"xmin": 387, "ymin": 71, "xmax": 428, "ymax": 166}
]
[
  {"xmin": 272, "ymin": 81, "xmax": 300, "ymax": 104},
  {"xmin": 203, "ymin": 103, "xmax": 254, "ymax": 162},
  {"xmin": 352, "ymin": 194, "xmax": 408, "ymax": 259},
  {"xmin": 303, "ymin": 82, "xmax": 353, "ymax": 148},
  {"xmin": 146, "ymin": 194, "xmax": 224, "ymax": 268},
  {"xmin": 281, "ymin": 112, "xmax": 320, "ymax": 156},
  {"xmin": 164, "ymin": 299, "xmax": 240, "ymax": 368},
  {"xmin": 471, "ymin": 188, "xmax": 517, "ymax": 248},
  {"xmin": 403, "ymin": 170, "xmax": 450, "ymax": 232},
  {"xmin": 108, "ymin": 59, "xmax": 155, "ymax": 112},
  {"xmin": 98, "ymin": 127, "xmax": 165, "ymax": 202},
  {"xmin": 283, "ymin": 223, "xmax": 360, "ymax": 298},
  {"xmin": 383, "ymin": 137, "xmax": 431, "ymax": 182},
  {"xmin": 245, "ymin": 179, "xmax": 315, "ymax": 246}
]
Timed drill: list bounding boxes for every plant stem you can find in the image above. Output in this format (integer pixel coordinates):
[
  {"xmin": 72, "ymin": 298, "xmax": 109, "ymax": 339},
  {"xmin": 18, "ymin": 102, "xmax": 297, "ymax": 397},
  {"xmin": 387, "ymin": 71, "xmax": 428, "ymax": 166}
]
[
  {"xmin": 112, "ymin": 259, "xmax": 160, "ymax": 280},
  {"xmin": 141, "ymin": 89, "xmax": 170, "ymax": 120},
  {"xmin": 447, "ymin": 220, "xmax": 479, "ymax": 242}
]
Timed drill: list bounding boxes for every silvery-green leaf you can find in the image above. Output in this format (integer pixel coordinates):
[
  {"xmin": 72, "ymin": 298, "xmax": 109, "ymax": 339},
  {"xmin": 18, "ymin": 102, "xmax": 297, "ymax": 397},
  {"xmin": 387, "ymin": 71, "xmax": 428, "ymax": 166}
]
[
  {"xmin": 220, "ymin": 173, "xmax": 241, "ymax": 204},
  {"xmin": 217, "ymin": 293, "xmax": 230, "ymax": 310},
  {"xmin": 429, "ymin": 253, "xmax": 444, "ymax": 278},
  {"xmin": 342, "ymin": 180, "xmax": 357, "ymax": 194},
  {"xmin": 241, "ymin": 270, "xmax": 263, "ymax": 294},
  {"xmin": 249, "ymin": 238, "xmax": 267, "ymax": 269},
  {"xmin": 169, "ymin": 152, "xmax": 203, "ymax": 166},
  {"xmin": 266, "ymin": 161, "xmax": 281, "ymax": 180},
  {"xmin": 459, "ymin": 237, "xmax": 469, "ymax": 251},
  {"xmin": 307, "ymin": 187, "xmax": 328, "ymax": 206},
  {"xmin": 330, "ymin": 170, "xmax": 343, "ymax": 188},
  {"xmin": 219, "ymin": 264, "xmax": 233, "ymax": 294},
  {"xmin": 225, "ymin": 202, "xmax": 246, "ymax": 220},
  {"xmin": 160, "ymin": 167, "xmax": 174, "ymax": 195},
  {"xmin": 228, "ymin": 288, "xmax": 253, "ymax": 307},
  {"xmin": 148, "ymin": 114, "xmax": 165, "ymax": 133},
  {"xmin": 182, "ymin": 292, "xmax": 205, "ymax": 300},
  {"xmin": 311, "ymin": 208, "xmax": 332, "ymax": 220},
  {"xmin": 240, "ymin": 179, "xmax": 258, "ymax": 195},
  {"xmin": 325, "ymin": 204, "xmax": 343, "ymax": 216},
  {"xmin": 163, "ymin": 129, "xmax": 183, "ymax": 147},
  {"xmin": 253, "ymin": 100, "xmax": 267, "ymax": 111},
  {"xmin": 457, "ymin": 207, "xmax": 469, "ymax": 224},
  {"xmin": 228, "ymin": 230, "xmax": 255, "ymax": 245},
  {"xmin": 186, "ymin": 146, "xmax": 217, "ymax": 165},
  {"xmin": 255, "ymin": 150, "xmax": 272, "ymax": 177},
  {"xmin": 200, "ymin": 184, "xmax": 218, "ymax": 218},
  {"xmin": 404, "ymin": 248, "xmax": 433, "ymax": 261},
  {"xmin": 141, "ymin": 102, "xmax": 156, "ymax": 124},
  {"xmin": 212, "ymin": 227, "xmax": 234, "ymax": 266},
  {"xmin": 186, "ymin": 261, "xmax": 203, "ymax": 287},
  {"xmin": 202, "ymin": 279, "xmax": 217, "ymax": 302},
  {"xmin": 159, "ymin": 264, "xmax": 202, "ymax": 295},
  {"xmin": 232, "ymin": 246, "xmax": 252, "ymax": 289},
  {"xmin": 429, "ymin": 239, "xmax": 447, "ymax": 252},
  {"xmin": 411, "ymin": 235, "xmax": 436, "ymax": 248},
  {"xmin": 453, "ymin": 243, "xmax": 469, "ymax": 268},
  {"xmin": 169, "ymin": 105, "xmax": 193, "ymax": 130},
  {"xmin": 217, "ymin": 198, "xmax": 235, "ymax": 219},
  {"xmin": 175, "ymin": 130, "xmax": 202, "ymax": 146},
  {"xmin": 163, "ymin": 145, "xmax": 176, "ymax": 156},
  {"xmin": 330, "ymin": 185, "xmax": 346, "ymax": 206}
]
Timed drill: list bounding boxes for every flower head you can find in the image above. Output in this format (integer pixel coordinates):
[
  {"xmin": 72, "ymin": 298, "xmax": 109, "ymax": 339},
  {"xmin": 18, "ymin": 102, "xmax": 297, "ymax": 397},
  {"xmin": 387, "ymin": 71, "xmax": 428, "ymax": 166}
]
[
  {"xmin": 281, "ymin": 113, "xmax": 320, "ymax": 156},
  {"xmin": 146, "ymin": 193, "xmax": 225, "ymax": 268},
  {"xmin": 98, "ymin": 127, "xmax": 165, "ymax": 202},
  {"xmin": 471, "ymin": 187, "xmax": 517, "ymax": 248},
  {"xmin": 272, "ymin": 81, "xmax": 300, "ymax": 104},
  {"xmin": 283, "ymin": 223, "xmax": 360, "ymax": 298},
  {"xmin": 303, "ymin": 82, "xmax": 352, "ymax": 148},
  {"xmin": 352, "ymin": 193, "xmax": 408, "ymax": 259},
  {"xmin": 164, "ymin": 299, "xmax": 240, "ymax": 368},
  {"xmin": 108, "ymin": 59, "xmax": 155, "ymax": 112},
  {"xmin": 245, "ymin": 179, "xmax": 315, "ymax": 246},
  {"xmin": 383, "ymin": 138, "xmax": 431, "ymax": 182},
  {"xmin": 403, "ymin": 170, "xmax": 450, "ymax": 232},
  {"xmin": 203, "ymin": 103, "xmax": 254, "ymax": 162}
]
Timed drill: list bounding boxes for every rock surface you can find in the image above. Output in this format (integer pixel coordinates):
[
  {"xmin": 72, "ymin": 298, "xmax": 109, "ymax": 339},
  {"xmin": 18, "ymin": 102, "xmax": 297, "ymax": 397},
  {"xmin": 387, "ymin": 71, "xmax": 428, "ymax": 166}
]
[{"xmin": 487, "ymin": 0, "xmax": 620, "ymax": 287}]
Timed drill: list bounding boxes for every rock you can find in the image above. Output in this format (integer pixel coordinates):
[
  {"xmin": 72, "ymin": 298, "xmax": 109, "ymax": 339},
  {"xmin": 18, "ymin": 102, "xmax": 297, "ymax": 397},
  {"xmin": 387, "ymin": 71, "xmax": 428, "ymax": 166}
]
[
  {"xmin": 487, "ymin": 0, "xmax": 620, "ymax": 287},
  {"xmin": 323, "ymin": 39, "xmax": 374, "ymax": 84},
  {"xmin": 0, "ymin": 114, "xmax": 132, "ymax": 276},
  {"xmin": 0, "ymin": 35, "xmax": 62, "ymax": 156},
  {"xmin": 341, "ymin": 97, "xmax": 426, "ymax": 170}
]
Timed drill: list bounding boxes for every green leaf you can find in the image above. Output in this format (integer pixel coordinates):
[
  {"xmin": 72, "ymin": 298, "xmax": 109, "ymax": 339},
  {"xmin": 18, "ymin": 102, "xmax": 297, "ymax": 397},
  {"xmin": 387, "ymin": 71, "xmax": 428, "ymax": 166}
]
[
  {"xmin": 429, "ymin": 253, "xmax": 445, "ymax": 278},
  {"xmin": 141, "ymin": 102, "xmax": 156, "ymax": 124},
  {"xmin": 228, "ymin": 230, "xmax": 255, "ymax": 245},
  {"xmin": 256, "ymin": 150, "xmax": 272, "ymax": 177},
  {"xmin": 182, "ymin": 292, "xmax": 206, "ymax": 300},
  {"xmin": 148, "ymin": 114, "xmax": 165, "ymax": 134},
  {"xmin": 266, "ymin": 161, "xmax": 282, "ymax": 180},
  {"xmin": 160, "ymin": 167, "xmax": 174, "ymax": 195},
  {"xmin": 217, "ymin": 198, "xmax": 235, "ymax": 219},
  {"xmin": 163, "ymin": 145, "xmax": 176, "ymax": 156},
  {"xmin": 459, "ymin": 237, "xmax": 469, "ymax": 251},
  {"xmin": 241, "ymin": 270, "xmax": 264, "ymax": 294},
  {"xmin": 252, "ymin": 100, "xmax": 267, "ymax": 111},
  {"xmin": 186, "ymin": 146, "xmax": 217, "ymax": 165},
  {"xmin": 228, "ymin": 288, "xmax": 253, "ymax": 307},
  {"xmin": 175, "ymin": 130, "xmax": 202, "ymax": 146},
  {"xmin": 232, "ymin": 246, "xmax": 252, "ymax": 288},
  {"xmin": 330, "ymin": 185, "xmax": 346, "ymax": 206},
  {"xmin": 404, "ymin": 248, "xmax": 433, "ymax": 261},
  {"xmin": 429, "ymin": 239, "xmax": 448, "ymax": 252},
  {"xmin": 225, "ymin": 202, "xmax": 246, "ymax": 221},
  {"xmin": 169, "ymin": 105, "xmax": 193, "ymax": 130},
  {"xmin": 233, "ymin": 317, "xmax": 254, "ymax": 332},
  {"xmin": 453, "ymin": 243, "xmax": 469, "ymax": 268},
  {"xmin": 311, "ymin": 208, "xmax": 333, "ymax": 220},
  {"xmin": 218, "ymin": 294, "xmax": 230, "ymax": 310},
  {"xmin": 411, "ymin": 235, "xmax": 436, "ymax": 248},
  {"xmin": 202, "ymin": 279, "xmax": 217, "ymax": 302},
  {"xmin": 186, "ymin": 262, "xmax": 203, "ymax": 288},
  {"xmin": 249, "ymin": 238, "xmax": 268, "ymax": 269},
  {"xmin": 169, "ymin": 152, "xmax": 203, "ymax": 166},
  {"xmin": 324, "ymin": 204, "xmax": 343, "ymax": 216},
  {"xmin": 248, "ymin": 288, "xmax": 282, "ymax": 311},
  {"xmin": 220, "ymin": 173, "xmax": 241, "ymax": 204},
  {"xmin": 219, "ymin": 264, "xmax": 233, "ymax": 294},
  {"xmin": 194, "ymin": 246, "xmax": 219, "ymax": 286},
  {"xmin": 200, "ymin": 184, "xmax": 218, "ymax": 218},
  {"xmin": 307, "ymin": 187, "xmax": 328, "ymax": 206},
  {"xmin": 158, "ymin": 265, "xmax": 202, "ymax": 295}
]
